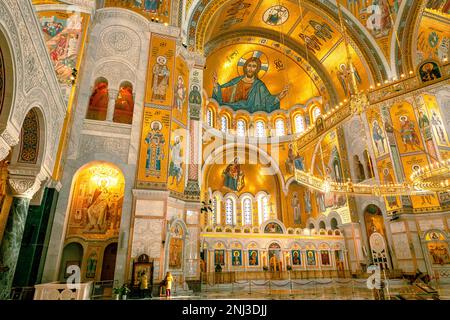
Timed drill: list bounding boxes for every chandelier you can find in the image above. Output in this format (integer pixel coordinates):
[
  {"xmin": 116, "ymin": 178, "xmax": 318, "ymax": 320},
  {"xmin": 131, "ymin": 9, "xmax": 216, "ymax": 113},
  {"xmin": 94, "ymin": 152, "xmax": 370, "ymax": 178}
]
[
  {"xmin": 291, "ymin": 3, "xmax": 449, "ymax": 197},
  {"xmin": 294, "ymin": 169, "xmax": 435, "ymax": 197},
  {"xmin": 410, "ymin": 160, "xmax": 450, "ymax": 193},
  {"xmin": 337, "ymin": 2, "xmax": 369, "ymax": 116}
]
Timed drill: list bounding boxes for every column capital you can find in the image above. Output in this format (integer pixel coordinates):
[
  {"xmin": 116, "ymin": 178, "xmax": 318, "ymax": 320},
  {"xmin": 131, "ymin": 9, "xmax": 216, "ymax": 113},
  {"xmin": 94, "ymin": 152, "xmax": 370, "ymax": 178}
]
[
  {"xmin": 8, "ymin": 176, "xmax": 43, "ymax": 199},
  {"xmin": 191, "ymin": 53, "xmax": 206, "ymax": 68},
  {"xmin": 7, "ymin": 166, "xmax": 48, "ymax": 199}
]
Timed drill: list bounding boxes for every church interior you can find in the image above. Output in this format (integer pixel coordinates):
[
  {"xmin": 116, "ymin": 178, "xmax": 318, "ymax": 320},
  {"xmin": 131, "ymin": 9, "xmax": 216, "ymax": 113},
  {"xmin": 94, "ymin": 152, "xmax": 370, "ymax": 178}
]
[{"xmin": 0, "ymin": 0, "xmax": 449, "ymax": 300}]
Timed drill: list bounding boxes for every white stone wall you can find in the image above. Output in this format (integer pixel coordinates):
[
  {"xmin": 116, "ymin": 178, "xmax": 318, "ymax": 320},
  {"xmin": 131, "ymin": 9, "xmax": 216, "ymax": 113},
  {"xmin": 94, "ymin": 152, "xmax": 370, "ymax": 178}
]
[
  {"xmin": 41, "ymin": 8, "xmax": 182, "ymax": 284},
  {"xmin": 388, "ymin": 213, "xmax": 450, "ymax": 276}
]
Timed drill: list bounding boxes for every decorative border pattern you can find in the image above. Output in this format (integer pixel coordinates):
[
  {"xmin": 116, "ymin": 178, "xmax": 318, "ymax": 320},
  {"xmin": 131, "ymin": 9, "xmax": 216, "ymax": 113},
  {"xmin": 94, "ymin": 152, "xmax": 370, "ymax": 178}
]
[
  {"xmin": 17, "ymin": 109, "xmax": 39, "ymax": 164},
  {"xmin": 0, "ymin": 46, "xmax": 4, "ymax": 115}
]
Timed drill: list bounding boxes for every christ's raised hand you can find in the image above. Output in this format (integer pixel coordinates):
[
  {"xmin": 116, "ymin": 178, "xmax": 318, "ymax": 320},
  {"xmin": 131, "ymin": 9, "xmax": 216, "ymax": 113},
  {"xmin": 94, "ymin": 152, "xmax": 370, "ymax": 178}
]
[{"xmin": 278, "ymin": 84, "xmax": 290, "ymax": 100}]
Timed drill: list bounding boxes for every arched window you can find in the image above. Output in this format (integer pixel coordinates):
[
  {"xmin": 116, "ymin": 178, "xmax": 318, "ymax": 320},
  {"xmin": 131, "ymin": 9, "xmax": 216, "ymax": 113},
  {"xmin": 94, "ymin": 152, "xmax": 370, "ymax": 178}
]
[
  {"xmin": 319, "ymin": 221, "xmax": 326, "ymax": 229},
  {"xmin": 221, "ymin": 115, "xmax": 228, "ymax": 133},
  {"xmin": 236, "ymin": 119, "xmax": 246, "ymax": 137},
  {"xmin": 225, "ymin": 198, "xmax": 234, "ymax": 225},
  {"xmin": 258, "ymin": 194, "xmax": 270, "ymax": 224},
  {"xmin": 262, "ymin": 196, "xmax": 270, "ymax": 221},
  {"xmin": 312, "ymin": 107, "xmax": 321, "ymax": 122},
  {"xmin": 243, "ymin": 197, "xmax": 253, "ymax": 226},
  {"xmin": 113, "ymin": 82, "xmax": 134, "ymax": 124},
  {"xmin": 330, "ymin": 218, "xmax": 338, "ymax": 230},
  {"xmin": 86, "ymin": 78, "xmax": 109, "ymax": 121},
  {"xmin": 363, "ymin": 149, "xmax": 375, "ymax": 178},
  {"xmin": 294, "ymin": 114, "xmax": 305, "ymax": 133},
  {"xmin": 212, "ymin": 196, "xmax": 221, "ymax": 225},
  {"xmin": 275, "ymin": 118, "xmax": 285, "ymax": 136},
  {"xmin": 255, "ymin": 120, "xmax": 265, "ymax": 137},
  {"xmin": 354, "ymin": 154, "xmax": 366, "ymax": 182},
  {"xmin": 207, "ymin": 108, "xmax": 214, "ymax": 127}
]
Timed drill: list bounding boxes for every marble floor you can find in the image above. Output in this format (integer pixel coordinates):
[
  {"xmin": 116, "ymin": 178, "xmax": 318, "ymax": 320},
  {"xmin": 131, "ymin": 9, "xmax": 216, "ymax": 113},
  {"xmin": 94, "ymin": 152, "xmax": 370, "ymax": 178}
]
[{"xmin": 140, "ymin": 280, "xmax": 450, "ymax": 300}]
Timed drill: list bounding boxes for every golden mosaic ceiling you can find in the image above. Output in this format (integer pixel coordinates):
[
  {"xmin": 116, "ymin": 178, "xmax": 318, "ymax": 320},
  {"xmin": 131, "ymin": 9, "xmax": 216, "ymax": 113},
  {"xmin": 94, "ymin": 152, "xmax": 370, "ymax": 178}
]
[
  {"xmin": 198, "ymin": 0, "xmax": 375, "ymax": 104},
  {"xmin": 203, "ymin": 0, "xmax": 344, "ymax": 61}
]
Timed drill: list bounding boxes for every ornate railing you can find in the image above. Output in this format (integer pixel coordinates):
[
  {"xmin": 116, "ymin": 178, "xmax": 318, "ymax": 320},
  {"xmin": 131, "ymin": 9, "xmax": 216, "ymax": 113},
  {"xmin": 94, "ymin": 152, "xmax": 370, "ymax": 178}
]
[
  {"xmin": 33, "ymin": 282, "xmax": 93, "ymax": 300},
  {"xmin": 294, "ymin": 169, "xmax": 432, "ymax": 197}
]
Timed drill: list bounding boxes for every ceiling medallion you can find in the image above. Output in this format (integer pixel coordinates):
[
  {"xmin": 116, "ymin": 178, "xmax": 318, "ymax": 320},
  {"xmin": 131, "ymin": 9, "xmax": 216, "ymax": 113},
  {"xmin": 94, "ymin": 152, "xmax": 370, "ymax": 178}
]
[{"xmin": 263, "ymin": 5, "xmax": 289, "ymax": 26}]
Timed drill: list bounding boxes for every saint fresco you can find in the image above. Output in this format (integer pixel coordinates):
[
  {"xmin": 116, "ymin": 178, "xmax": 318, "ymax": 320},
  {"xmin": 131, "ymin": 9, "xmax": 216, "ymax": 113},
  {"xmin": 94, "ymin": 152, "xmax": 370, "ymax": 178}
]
[
  {"xmin": 371, "ymin": 119, "xmax": 388, "ymax": 157},
  {"xmin": 169, "ymin": 136, "xmax": 184, "ymax": 186},
  {"xmin": 169, "ymin": 224, "xmax": 183, "ymax": 269},
  {"xmin": 39, "ymin": 12, "xmax": 85, "ymax": 86},
  {"xmin": 152, "ymin": 56, "xmax": 170, "ymax": 101},
  {"xmin": 145, "ymin": 121, "xmax": 165, "ymax": 178},
  {"xmin": 264, "ymin": 222, "xmax": 283, "ymax": 234},
  {"xmin": 232, "ymin": 250, "xmax": 242, "ymax": 266},
  {"xmin": 223, "ymin": 157, "xmax": 245, "ymax": 192},
  {"xmin": 419, "ymin": 61, "xmax": 442, "ymax": 83},
  {"xmin": 67, "ymin": 163, "xmax": 124, "ymax": 238},
  {"xmin": 399, "ymin": 115, "xmax": 421, "ymax": 152},
  {"xmin": 292, "ymin": 250, "xmax": 301, "ymax": 265},
  {"xmin": 248, "ymin": 250, "xmax": 258, "ymax": 266}
]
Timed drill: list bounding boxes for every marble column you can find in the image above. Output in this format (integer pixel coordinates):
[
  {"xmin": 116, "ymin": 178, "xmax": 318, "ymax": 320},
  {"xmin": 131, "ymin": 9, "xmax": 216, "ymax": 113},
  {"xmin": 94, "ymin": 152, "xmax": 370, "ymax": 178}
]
[
  {"xmin": 0, "ymin": 197, "xmax": 30, "ymax": 299},
  {"xmin": 0, "ymin": 176, "xmax": 42, "ymax": 299},
  {"xmin": 184, "ymin": 57, "xmax": 204, "ymax": 202},
  {"xmin": 106, "ymin": 89, "xmax": 118, "ymax": 122}
]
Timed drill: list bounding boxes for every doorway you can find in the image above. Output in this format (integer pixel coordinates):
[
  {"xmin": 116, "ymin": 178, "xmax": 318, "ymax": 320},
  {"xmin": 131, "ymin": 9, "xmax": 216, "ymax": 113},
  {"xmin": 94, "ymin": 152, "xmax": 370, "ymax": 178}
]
[
  {"xmin": 100, "ymin": 243, "xmax": 118, "ymax": 281},
  {"xmin": 59, "ymin": 242, "xmax": 83, "ymax": 282}
]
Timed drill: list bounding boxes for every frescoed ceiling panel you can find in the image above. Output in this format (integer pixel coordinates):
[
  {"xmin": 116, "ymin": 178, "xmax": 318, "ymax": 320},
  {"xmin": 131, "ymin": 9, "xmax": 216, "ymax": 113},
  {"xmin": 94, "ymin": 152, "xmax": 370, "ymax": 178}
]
[
  {"xmin": 336, "ymin": 0, "xmax": 403, "ymax": 60},
  {"xmin": 321, "ymin": 41, "xmax": 371, "ymax": 99},
  {"xmin": 189, "ymin": 0, "xmax": 397, "ymax": 84},
  {"xmin": 288, "ymin": 8, "xmax": 342, "ymax": 62},
  {"xmin": 197, "ymin": 0, "xmax": 377, "ymax": 106},
  {"xmin": 415, "ymin": 9, "xmax": 450, "ymax": 67},
  {"xmin": 204, "ymin": 0, "xmax": 346, "ymax": 61}
]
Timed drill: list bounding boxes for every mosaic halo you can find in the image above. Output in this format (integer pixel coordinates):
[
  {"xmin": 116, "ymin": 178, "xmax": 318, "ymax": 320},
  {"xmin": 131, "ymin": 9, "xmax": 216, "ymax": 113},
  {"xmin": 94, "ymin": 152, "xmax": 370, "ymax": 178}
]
[{"xmin": 237, "ymin": 50, "xmax": 269, "ymax": 79}]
